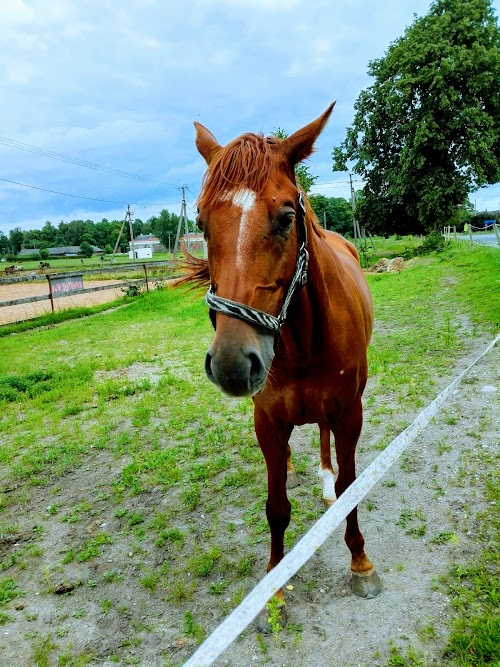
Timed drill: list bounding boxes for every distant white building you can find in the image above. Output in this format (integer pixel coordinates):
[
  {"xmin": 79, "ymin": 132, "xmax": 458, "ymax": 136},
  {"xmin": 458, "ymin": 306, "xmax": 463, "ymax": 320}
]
[{"xmin": 128, "ymin": 234, "xmax": 163, "ymax": 259}]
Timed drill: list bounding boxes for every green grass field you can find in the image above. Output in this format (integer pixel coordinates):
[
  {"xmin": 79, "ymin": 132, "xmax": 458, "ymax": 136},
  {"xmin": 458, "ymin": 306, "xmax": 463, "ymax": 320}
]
[{"xmin": 0, "ymin": 241, "xmax": 498, "ymax": 666}]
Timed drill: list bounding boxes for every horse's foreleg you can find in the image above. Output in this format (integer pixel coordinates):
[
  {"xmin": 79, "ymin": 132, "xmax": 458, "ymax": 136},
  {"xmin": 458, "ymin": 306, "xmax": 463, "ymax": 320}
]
[
  {"xmin": 332, "ymin": 396, "xmax": 382, "ymax": 598},
  {"xmin": 318, "ymin": 425, "xmax": 336, "ymax": 506},
  {"xmin": 254, "ymin": 407, "xmax": 292, "ymax": 631},
  {"xmin": 254, "ymin": 409, "xmax": 292, "ymax": 570}
]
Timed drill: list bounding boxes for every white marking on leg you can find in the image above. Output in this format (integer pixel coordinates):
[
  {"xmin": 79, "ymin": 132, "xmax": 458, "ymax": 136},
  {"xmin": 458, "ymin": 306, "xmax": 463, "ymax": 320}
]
[
  {"xmin": 318, "ymin": 464, "xmax": 336, "ymax": 503},
  {"xmin": 232, "ymin": 189, "xmax": 256, "ymax": 269}
]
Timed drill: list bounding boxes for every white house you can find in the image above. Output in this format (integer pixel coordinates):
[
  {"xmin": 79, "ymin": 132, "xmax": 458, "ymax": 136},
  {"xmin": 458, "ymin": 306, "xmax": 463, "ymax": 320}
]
[{"xmin": 128, "ymin": 234, "xmax": 162, "ymax": 259}]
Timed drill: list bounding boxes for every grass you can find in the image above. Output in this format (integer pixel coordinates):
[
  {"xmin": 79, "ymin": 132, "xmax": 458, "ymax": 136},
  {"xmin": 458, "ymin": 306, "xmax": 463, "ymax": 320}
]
[{"xmin": 0, "ymin": 241, "xmax": 498, "ymax": 664}]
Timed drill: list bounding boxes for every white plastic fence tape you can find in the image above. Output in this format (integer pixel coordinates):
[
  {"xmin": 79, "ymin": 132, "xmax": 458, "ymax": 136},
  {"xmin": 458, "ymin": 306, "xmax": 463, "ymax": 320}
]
[{"xmin": 183, "ymin": 335, "xmax": 499, "ymax": 667}]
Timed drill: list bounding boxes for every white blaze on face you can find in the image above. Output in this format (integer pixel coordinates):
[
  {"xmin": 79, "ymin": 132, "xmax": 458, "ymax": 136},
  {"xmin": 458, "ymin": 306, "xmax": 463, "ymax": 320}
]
[{"xmin": 232, "ymin": 189, "xmax": 257, "ymax": 269}]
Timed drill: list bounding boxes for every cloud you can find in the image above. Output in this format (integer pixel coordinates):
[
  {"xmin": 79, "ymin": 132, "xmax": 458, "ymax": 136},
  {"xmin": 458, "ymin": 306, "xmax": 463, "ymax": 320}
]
[{"xmin": 0, "ymin": 0, "xmax": 498, "ymax": 236}]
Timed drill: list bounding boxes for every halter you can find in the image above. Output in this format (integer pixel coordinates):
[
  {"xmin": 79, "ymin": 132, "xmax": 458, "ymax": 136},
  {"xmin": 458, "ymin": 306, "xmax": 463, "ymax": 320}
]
[{"xmin": 205, "ymin": 190, "xmax": 309, "ymax": 334}]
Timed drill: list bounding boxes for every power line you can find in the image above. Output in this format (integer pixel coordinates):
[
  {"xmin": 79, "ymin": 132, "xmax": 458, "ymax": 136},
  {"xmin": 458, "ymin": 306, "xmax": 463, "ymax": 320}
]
[
  {"xmin": 0, "ymin": 176, "xmax": 180, "ymax": 207},
  {"xmin": 0, "ymin": 135, "xmax": 179, "ymax": 189}
]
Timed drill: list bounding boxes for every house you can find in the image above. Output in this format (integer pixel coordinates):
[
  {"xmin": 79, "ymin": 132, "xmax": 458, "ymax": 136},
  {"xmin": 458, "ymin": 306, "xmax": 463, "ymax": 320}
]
[{"xmin": 128, "ymin": 234, "xmax": 165, "ymax": 259}]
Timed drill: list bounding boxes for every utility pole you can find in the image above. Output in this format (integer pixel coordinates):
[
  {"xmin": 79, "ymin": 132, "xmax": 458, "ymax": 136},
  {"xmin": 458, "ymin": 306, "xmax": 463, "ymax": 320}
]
[
  {"xmin": 349, "ymin": 174, "xmax": 359, "ymax": 244},
  {"xmin": 111, "ymin": 206, "xmax": 130, "ymax": 263},
  {"xmin": 173, "ymin": 186, "xmax": 189, "ymax": 255},
  {"xmin": 127, "ymin": 205, "xmax": 136, "ymax": 260}
]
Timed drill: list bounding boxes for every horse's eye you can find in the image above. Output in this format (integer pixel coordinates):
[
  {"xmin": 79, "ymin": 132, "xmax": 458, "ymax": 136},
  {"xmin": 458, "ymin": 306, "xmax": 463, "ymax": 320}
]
[
  {"xmin": 196, "ymin": 216, "xmax": 203, "ymax": 232},
  {"xmin": 276, "ymin": 211, "xmax": 294, "ymax": 234}
]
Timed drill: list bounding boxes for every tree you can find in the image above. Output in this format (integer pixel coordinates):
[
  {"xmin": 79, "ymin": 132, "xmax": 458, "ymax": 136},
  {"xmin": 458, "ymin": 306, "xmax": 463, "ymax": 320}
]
[
  {"xmin": 9, "ymin": 228, "xmax": 24, "ymax": 253},
  {"xmin": 309, "ymin": 195, "xmax": 353, "ymax": 235},
  {"xmin": 332, "ymin": 0, "xmax": 500, "ymax": 234},
  {"xmin": 80, "ymin": 241, "xmax": 93, "ymax": 258},
  {"xmin": 132, "ymin": 219, "xmax": 144, "ymax": 237},
  {"xmin": 148, "ymin": 210, "xmax": 176, "ymax": 249},
  {"xmin": 40, "ymin": 221, "xmax": 57, "ymax": 245},
  {"xmin": 0, "ymin": 232, "xmax": 9, "ymax": 256}
]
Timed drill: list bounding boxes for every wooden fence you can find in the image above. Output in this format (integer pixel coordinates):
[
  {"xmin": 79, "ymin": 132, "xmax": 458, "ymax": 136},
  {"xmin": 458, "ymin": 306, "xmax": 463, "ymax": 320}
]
[{"xmin": 0, "ymin": 260, "xmax": 181, "ymax": 319}]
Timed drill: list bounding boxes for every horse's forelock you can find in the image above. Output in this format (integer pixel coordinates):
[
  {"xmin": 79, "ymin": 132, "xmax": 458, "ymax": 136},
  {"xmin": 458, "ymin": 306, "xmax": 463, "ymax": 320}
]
[{"xmin": 199, "ymin": 133, "xmax": 279, "ymax": 209}]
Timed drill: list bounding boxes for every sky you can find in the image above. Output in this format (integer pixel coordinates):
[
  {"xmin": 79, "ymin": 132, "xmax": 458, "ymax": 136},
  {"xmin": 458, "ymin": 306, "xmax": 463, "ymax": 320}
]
[{"xmin": 1, "ymin": 0, "xmax": 499, "ymax": 238}]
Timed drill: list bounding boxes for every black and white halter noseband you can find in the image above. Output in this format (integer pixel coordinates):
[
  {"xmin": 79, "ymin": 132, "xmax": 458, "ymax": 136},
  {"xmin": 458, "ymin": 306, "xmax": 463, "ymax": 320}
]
[{"xmin": 205, "ymin": 190, "xmax": 308, "ymax": 335}]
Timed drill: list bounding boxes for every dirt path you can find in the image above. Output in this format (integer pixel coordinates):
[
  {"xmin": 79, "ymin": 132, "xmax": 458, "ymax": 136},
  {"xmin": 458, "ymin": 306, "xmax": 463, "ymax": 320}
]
[{"xmin": 0, "ymin": 280, "xmax": 125, "ymax": 325}]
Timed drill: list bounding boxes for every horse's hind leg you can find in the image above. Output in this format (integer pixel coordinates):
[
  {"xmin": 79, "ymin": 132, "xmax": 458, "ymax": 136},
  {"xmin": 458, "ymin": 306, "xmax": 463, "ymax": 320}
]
[
  {"xmin": 286, "ymin": 443, "xmax": 300, "ymax": 489},
  {"xmin": 332, "ymin": 395, "xmax": 382, "ymax": 599},
  {"xmin": 318, "ymin": 425, "xmax": 336, "ymax": 506}
]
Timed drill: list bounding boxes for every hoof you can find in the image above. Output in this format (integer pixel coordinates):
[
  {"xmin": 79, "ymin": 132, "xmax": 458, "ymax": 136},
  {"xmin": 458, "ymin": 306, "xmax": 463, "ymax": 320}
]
[
  {"xmin": 286, "ymin": 471, "xmax": 301, "ymax": 490},
  {"xmin": 255, "ymin": 601, "xmax": 287, "ymax": 634},
  {"xmin": 351, "ymin": 569, "xmax": 383, "ymax": 599}
]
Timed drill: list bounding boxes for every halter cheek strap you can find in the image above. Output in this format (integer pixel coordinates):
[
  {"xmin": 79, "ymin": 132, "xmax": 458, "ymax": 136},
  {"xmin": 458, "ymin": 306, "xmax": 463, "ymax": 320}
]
[{"xmin": 205, "ymin": 190, "xmax": 308, "ymax": 335}]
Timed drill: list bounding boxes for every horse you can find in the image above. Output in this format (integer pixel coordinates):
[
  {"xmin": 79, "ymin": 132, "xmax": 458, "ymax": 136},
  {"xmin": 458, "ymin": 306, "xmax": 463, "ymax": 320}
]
[{"xmin": 180, "ymin": 102, "xmax": 382, "ymax": 627}]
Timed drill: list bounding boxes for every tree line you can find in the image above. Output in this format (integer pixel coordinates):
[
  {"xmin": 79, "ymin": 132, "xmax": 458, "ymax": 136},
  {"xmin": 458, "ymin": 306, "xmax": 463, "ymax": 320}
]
[{"xmin": 0, "ymin": 195, "xmax": 356, "ymax": 258}]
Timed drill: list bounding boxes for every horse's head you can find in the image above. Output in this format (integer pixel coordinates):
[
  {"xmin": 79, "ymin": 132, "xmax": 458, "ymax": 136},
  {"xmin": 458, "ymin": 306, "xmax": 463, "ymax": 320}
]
[{"xmin": 194, "ymin": 103, "xmax": 335, "ymax": 397}]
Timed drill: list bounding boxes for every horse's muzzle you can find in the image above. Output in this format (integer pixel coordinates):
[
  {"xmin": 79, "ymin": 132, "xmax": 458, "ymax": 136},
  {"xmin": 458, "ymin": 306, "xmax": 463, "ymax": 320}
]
[{"xmin": 205, "ymin": 337, "xmax": 273, "ymax": 398}]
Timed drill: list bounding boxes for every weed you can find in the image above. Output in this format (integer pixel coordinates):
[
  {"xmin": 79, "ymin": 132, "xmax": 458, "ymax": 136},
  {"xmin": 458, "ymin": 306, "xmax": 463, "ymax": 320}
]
[
  {"xmin": 0, "ymin": 578, "xmax": 20, "ymax": 605},
  {"xmin": 188, "ymin": 546, "xmax": 221, "ymax": 577},
  {"xmin": 397, "ymin": 509, "xmax": 427, "ymax": 537},
  {"xmin": 183, "ymin": 610, "xmax": 205, "ymax": 643},
  {"xmin": 31, "ymin": 633, "xmax": 57, "ymax": 667},
  {"xmin": 154, "ymin": 527, "xmax": 185, "ymax": 549},
  {"xmin": 430, "ymin": 531, "xmax": 458, "ymax": 545},
  {"xmin": 100, "ymin": 599, "xmax": 113, "ymax": 614},
  {"xmin": 265, "ymin": 596, "xmax": 286, "ymax": 640},
  {"xmin": 182, "ymin": 483, "xmax": 201, "ymax": 511},
  {"xmin": 386, "ymin": 642, "xmax": 424, "ymax": 666}
]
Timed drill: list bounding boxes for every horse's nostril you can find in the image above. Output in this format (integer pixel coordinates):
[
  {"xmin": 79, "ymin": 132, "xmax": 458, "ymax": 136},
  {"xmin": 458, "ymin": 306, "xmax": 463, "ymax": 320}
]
[
  {"xmin": 205, "ymin": 352, "xmax": 213, "ymax": 378},
  {"xmin": 248, "ymin": 351, "xmax": 265, "ymax": 383}
]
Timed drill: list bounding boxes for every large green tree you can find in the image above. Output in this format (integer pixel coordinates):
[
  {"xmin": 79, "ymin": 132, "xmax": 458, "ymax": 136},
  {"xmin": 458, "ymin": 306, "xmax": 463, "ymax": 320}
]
[{"xmin": 332, "ymin": 0, "xmax": 500, "ymax": 234}]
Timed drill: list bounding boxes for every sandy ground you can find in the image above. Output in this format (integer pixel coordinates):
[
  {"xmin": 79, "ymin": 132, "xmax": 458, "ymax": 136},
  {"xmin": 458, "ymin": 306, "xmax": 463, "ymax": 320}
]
[{"xmin": 0, "ymin": 280, "xmax": 125, "ymax": 325}]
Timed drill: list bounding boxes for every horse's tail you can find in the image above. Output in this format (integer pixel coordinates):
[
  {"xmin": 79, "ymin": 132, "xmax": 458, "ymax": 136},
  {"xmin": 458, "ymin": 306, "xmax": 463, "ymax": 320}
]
[{"xmin": 171, "ymin": 246, "xmax": 211, "ymax": 288}]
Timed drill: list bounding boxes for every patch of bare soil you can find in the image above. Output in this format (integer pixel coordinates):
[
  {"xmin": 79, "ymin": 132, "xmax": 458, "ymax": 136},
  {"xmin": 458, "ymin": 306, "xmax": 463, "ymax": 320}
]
[
  {"xmin": 0, "ymin": 342, "xmax": 498, "ymax": 667},
  {"xmin": 0, "ymin": 280, "xmax": 125, "ymax": 325}
]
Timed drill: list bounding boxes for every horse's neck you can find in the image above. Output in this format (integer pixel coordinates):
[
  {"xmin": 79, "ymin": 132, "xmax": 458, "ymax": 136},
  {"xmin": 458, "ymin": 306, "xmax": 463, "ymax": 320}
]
[{"xmin": 279, "ymin": 231, "xmax": 347, "ymax": 356}]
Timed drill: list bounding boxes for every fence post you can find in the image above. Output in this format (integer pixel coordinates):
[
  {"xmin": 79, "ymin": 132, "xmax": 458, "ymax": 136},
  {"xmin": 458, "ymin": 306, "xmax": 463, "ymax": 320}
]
[
  {"xmin": 46, "ymin": 274, "xmax": 54, "ymax": 312},
  {"xmin": 469, "ymin": 223, "xmax": 474, "ymax": 250},
  {"xmin": 494, "ymin": 223, "xmax": 500, "ymax": 247},
  {"xmin": 143, "ymin": 264, "xmax": 149, "ymax": 292}
]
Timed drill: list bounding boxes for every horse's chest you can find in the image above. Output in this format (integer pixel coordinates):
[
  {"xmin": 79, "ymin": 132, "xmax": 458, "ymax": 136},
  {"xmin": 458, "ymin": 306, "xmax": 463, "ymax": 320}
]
[{"xmin": 262, "ymin": 365, "xmax": 358, "ymax": 425}]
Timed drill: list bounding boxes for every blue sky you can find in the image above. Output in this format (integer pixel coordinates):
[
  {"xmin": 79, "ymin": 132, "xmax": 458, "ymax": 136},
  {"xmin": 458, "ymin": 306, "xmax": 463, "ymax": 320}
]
[{"xmin": 1, "ymin": 0, "xmax": 499, "ymax": 237}]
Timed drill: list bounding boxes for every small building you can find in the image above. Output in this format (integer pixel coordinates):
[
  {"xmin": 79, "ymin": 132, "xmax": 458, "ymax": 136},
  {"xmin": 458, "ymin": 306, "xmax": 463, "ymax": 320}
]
[
  {"xmin": 18, "ymin": 245, "xmax": 104, "ymax": 258},
  {"xmin": 128, "ymin": 246, "xmax": 153, "ymax": 260},
  {"xmin": 129, "ymin": 235, "xmax": 165, "ymax": 256}
]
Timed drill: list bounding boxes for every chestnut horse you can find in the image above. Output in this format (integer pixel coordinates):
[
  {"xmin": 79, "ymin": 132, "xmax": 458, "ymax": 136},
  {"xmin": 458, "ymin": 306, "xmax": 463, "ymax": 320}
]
[{"xmin": 182, "ymin": 103, "xmax": 382, "ymax": 623}]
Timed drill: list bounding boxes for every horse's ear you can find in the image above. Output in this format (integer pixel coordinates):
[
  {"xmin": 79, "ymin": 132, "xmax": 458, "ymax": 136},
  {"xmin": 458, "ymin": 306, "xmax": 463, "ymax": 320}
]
[
  {"xmin": 194, "ymin": 121, "xmax": 223, "ymax": 165},
  {"xmin": 281, "ymin": 102, "xmax": 336, "ymax": 166}
]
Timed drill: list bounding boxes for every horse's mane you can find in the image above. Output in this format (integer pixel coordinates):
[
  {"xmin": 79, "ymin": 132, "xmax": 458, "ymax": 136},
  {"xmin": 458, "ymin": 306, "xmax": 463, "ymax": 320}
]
[{"xmin": 176, "ymin": 133, "xmax": 324, "ymax": 288}]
